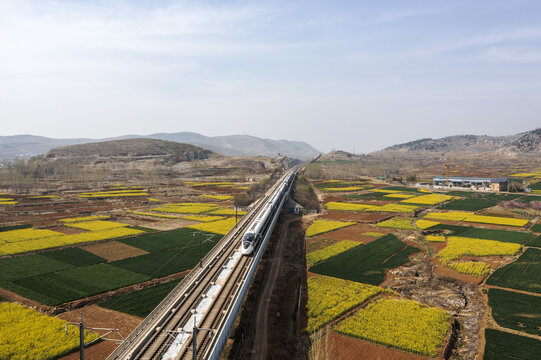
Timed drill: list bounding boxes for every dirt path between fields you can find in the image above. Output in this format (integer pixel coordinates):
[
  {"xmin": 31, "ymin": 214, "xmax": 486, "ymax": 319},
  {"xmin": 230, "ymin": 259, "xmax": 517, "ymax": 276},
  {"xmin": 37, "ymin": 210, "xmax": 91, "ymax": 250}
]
[
  {"xmin": 485, "ymin": 284, "xmax": 541, "ymax": 298},
  {"xmin": 253, "ymin": 217, "xmax": 295, "ymax": 360}
]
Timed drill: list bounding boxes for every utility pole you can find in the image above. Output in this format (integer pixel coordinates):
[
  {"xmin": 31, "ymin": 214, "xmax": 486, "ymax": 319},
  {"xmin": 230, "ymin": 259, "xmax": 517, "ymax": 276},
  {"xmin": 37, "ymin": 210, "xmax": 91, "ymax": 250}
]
[
  {"xmin": 164, "ymin": 317, "xmax": 213, "ymax": 360},
  {"xmin": 66, "ymin": 312, "xmax": 122, "ymax": 360},
  {"xmin": 193, "ymin": 231, "xmax": 214, "ymax": 268}
]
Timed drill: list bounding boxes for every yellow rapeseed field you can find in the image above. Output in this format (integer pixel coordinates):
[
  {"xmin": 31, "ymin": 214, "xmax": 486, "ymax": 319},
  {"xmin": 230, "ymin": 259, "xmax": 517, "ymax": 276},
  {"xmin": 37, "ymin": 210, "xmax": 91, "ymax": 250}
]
[
  {"xmin": 369, "ymin": 204, "xmax": 418, "ymax": 213},
  {"xmin": 306, "ymin": 240, "xmax": 361, "ymax": 267},
  {"xmin": 28, "ymin": 195, "xmax": 58, "ymax": 199},
  {"xmin": 152, "ymin": 203, "xmax": 219, "ymax": 214},
  {"xmin": 437, "ymin": 237, "xmax": 521, "ymax": 265},
  {"xmin": 0, "ymin": 302, "xmax": 98, "ymax": 360},
  {"xmin": 0, "ymin": 228, "xmax": 143, "ymax": 256},
  {"xmin": 416, "ymin": 219, "xmax": 440, "ymax": 229},
  {"xmin": 424, "ymin": 211, "xmax": 471, "ymax": 221},
  {"xmin": 376, "ymin": 218, "xmax": 415, "ymax": 230},
  {"xmin": 462, "ymin": 214, "xmax": 529, "ymax": 227},
  {"xmin": 305, "ymin": 220, "xmax": 356, "ymax": 237},
  {"xmin": 383, "ymin": 193, "xmax": 416, "ymax": 199},
  {"xmin": 208, "ymin": 208, "xmax": 247, "ymax": 216},
  {"xmin": 401, "ymin": 194, "xmax": 453, "ymax": 205},
  {"xmin": 325, "ymin": 202, "xmax": 418, "ymax": 213},
  {"xmin": 325, "ymin": 202, "xmax": 375, "ymax": 211},
  {"xmin": 362, "ymin": 232, "xmax": 385, "ymax": 237},
  {"xmin": 60, "ymin": 215, "xmax": 109, "ymax": 223},
  {"xmin": 130, "ymin": 211, "xmax": 177, "ymax": 219},
  {"xmin": 321, "ymin": 186, "xmax": 366, "ymax": 192},
  {"xmin": 425, "ymin": 235, "xmax": 446, "ymax": 242},
  {"xmin": 200, "ymin": 195, "xmax": 234, "ymax": 201},
  {"xmin": 372, "ymin": 189, "xmax": 401, "ymax": 193},
  {"xmin": 65, "ymin": 220, "xmax": 129, "ymax": 231},
  {"xmin": 188, "ymin": 218, "xmax": 237, "ymax": 235},
  {"xmin": 448, "ymin": 261, "xmax": 491, "ymax": 277},
  {"xmin": 183, "ymin": 215, "xmax": 225, "ymax": 222},
  {"xmin": 306, "ymin": 275, "xmax": 391, "ymax": 333},
  {"xmin": 185, "ymin": 181, "xmax": 234, "ymax": 187},
  {"xmin": 336, "ymin": 298, "xmax": 450, "ymax": 357},
  {"xmin": 79, "ymin": 189, "xmax": 149, "ymax": 198},
  {"xmin": 0, "ymin": 228, "xmax": 61, "ymax": 244},
  {"xmin": 424, "ymin": 212, "xmax": 529, "ymax": 227}
]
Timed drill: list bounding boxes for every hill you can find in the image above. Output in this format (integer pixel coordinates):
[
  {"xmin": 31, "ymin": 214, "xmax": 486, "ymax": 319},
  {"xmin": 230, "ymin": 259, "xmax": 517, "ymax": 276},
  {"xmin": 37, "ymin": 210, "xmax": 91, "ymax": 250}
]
[
  {"xmin": 318, "ymin": 150, "xmax": 364, "ymax": 162},
  {"xmin": 42, "ymin": 138, "xmax": 218, "ymax": 164},
  {"xmin": 373, "ymin": 128, "xmax": 541, "ymax": 157},
  {"xmin": 0, "ymin": 132, "xmax": 320, "ymax": 160}
]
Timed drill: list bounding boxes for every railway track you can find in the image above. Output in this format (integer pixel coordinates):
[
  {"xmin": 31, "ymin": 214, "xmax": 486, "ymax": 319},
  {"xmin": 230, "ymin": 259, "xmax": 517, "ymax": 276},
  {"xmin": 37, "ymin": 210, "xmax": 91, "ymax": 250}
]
[{"xmin": 107, "ymin": 166, "xmax": 300, "ymax": 360}]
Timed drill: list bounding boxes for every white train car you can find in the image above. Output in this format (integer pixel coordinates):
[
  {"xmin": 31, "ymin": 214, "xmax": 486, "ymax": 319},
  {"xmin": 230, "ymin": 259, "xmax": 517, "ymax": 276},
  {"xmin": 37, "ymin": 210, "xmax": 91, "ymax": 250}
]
[{"xmin": 241, "ymin": 174, "xmax": 294, "ymax": 255}]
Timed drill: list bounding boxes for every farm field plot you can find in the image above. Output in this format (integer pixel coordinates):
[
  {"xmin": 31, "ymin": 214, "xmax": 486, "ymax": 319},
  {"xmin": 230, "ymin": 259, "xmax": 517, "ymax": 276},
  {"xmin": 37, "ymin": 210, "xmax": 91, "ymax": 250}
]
[
  {"xmin": 401, "ymin": 194, "xmax": 453, "ymax": 205},
  {"xmin": 152, "ymin": 203, "xmax": 219, "ymax": 214},
  {"xmin": 12, "ymin": 263, "xmax": 150, "ymax": 305},
  {"xmin": 426, "ymin": 223, "xmax": 473, "ymax": 236},
  {"xmin": 1, "ymin": 227, "xmax": 222, "ymax": 306},
  {"xmin": 60, "ymin": 215, "xmax": 109, "ymax": 223},
  {"xmin": 0, "ymin": 226, "xmax": 144, "ymax": 256},
  {"xmin": 526, "ymin": 234, "xmax": 541, "ymax": 247},
  {"xmin": 65, "ymin": 220, "xmax": 130, "ymax": 231},
  {"xmin": 119, "ymin": 228, "xmax": 214, "ymax": 253},
  {"xmin": 306, "ymin": 275, "xmax": 390, "ymax": 333},
  {"xmin": 336, "ymin": 298, "xmax": 450, "ymax": 357},
  {"xmin": 110, "ymin": 245, "xmax": 214, "ymax": 278},
  {"xmin": 0, "ymin": 302, "xmax": 98, "ymax": 360},
  {"xmin": 483, "ymin": 328, "xmax": 541, "ymax": 360},
  {"xmin": 0, "ymin": 248, "xmax": 106, "ymax": 282},
  {"xmin": 187, "ymin": 217, "xmax": 237, "ymax": 235},
  {"xmin": 488, "ymin": 288, "xmax": 541, "ymax": 336},
  {"xmin": 325, "ymin": 201, "xmax": 418, "ymax": 213},
  {"xmin": 439, "ymin": 198, "xmax": 498, "ymax": 211},
  {"xmin": 425, "ymin": 211, "xmax": 529, "ymax": 227},
  {"xmin": 437, "ymin": 237, "xmax": 521, "ymax": 265},
  {"xmin": 531, "ymin": 224, "xmax": 541, "ymax": 232},
  {"xmin": 305, "ymin": 219, "xmax": 356, "ymax": 237},
  {"xmin": 306, "ymin": 240, "xmax": 361, "ymax": 267},
  {"xmin": 99, "ymin": 278, "xmax": 182, "ymax": 318},
  {"xmin": 376, "ymin": 217, "xmax": 415, "ymax": 230},
  {"xmin": 182, "ymin": 215, "xmax": 225, "ymax": 222},
  {"xmin": 207, "ymin": 208, "xmax": 247, "ymax": 216},
  {"xmin": 83, "ymin": 241, "xmax": 149, "ymax": 261},
  {"xmin": 448, "ymin": 261, "xmax": 490, "ymax": 277},
  {"xmin": 515, "ymin": 195, "xmax": 541, "ymax": 203},
  {"xmin": 487, "ymin": 248, "xmax": 541, "ymax": 294},
  {"xmin": 456, "ymin": 228, "xmax": 532, "ymax": 244},
  {"xmin": 309, "ymin": 234, "xmax": 419, "ymax": 285},
  {"xmin": 200, "ymin": 194, "xmax": 233, "ymax": 200}
]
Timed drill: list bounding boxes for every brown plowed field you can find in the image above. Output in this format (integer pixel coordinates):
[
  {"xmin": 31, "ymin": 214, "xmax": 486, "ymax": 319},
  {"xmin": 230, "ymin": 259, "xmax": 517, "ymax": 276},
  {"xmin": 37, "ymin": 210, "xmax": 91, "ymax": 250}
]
[
  {"xmin": 83, "ymin": 241, "xmax": 149, "ymax": 261},
  {"xmin": 315, "ymin": 330, "xmax": 432, "ymax": 360},
  {"xmin": 57, "ymin": 305, "xmax": 142, "ymax": 360},
  {"xmin": 309, "ymin": 223, "xmax": 392, "ymax": 244}
]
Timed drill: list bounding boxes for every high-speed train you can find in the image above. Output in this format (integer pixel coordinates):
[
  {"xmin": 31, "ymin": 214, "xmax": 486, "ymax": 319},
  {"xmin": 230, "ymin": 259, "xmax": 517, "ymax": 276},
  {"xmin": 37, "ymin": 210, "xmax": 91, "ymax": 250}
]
[{"xmin": 241, "ymin": 172, "xmax": 296, "ymax": 255}]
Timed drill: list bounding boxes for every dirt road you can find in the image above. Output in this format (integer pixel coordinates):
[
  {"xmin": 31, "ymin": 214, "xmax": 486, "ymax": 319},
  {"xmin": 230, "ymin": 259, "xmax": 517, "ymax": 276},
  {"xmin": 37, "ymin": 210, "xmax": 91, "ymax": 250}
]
[{"xmin": 252, "ymin": 217, "xmax": 295, "ymax": 360}]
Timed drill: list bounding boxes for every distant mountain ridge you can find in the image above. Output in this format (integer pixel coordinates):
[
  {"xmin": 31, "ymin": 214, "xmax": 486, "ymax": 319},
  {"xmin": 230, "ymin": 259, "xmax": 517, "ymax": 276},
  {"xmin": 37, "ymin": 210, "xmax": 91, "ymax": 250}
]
[
  {"xmin": 0, "ymin": 132, "xmax": 320, "ymax": 160},
  {"xmin": 373, "ymin": 128, "xmax": 541, "ymax": 157}
]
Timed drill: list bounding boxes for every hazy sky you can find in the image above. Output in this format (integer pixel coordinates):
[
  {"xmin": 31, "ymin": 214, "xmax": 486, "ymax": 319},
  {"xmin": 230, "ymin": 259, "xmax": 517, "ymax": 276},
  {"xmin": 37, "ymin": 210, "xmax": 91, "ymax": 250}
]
[{"xmin": 1, "ymin": 1, "xmax": 540, "ymax": 153}]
